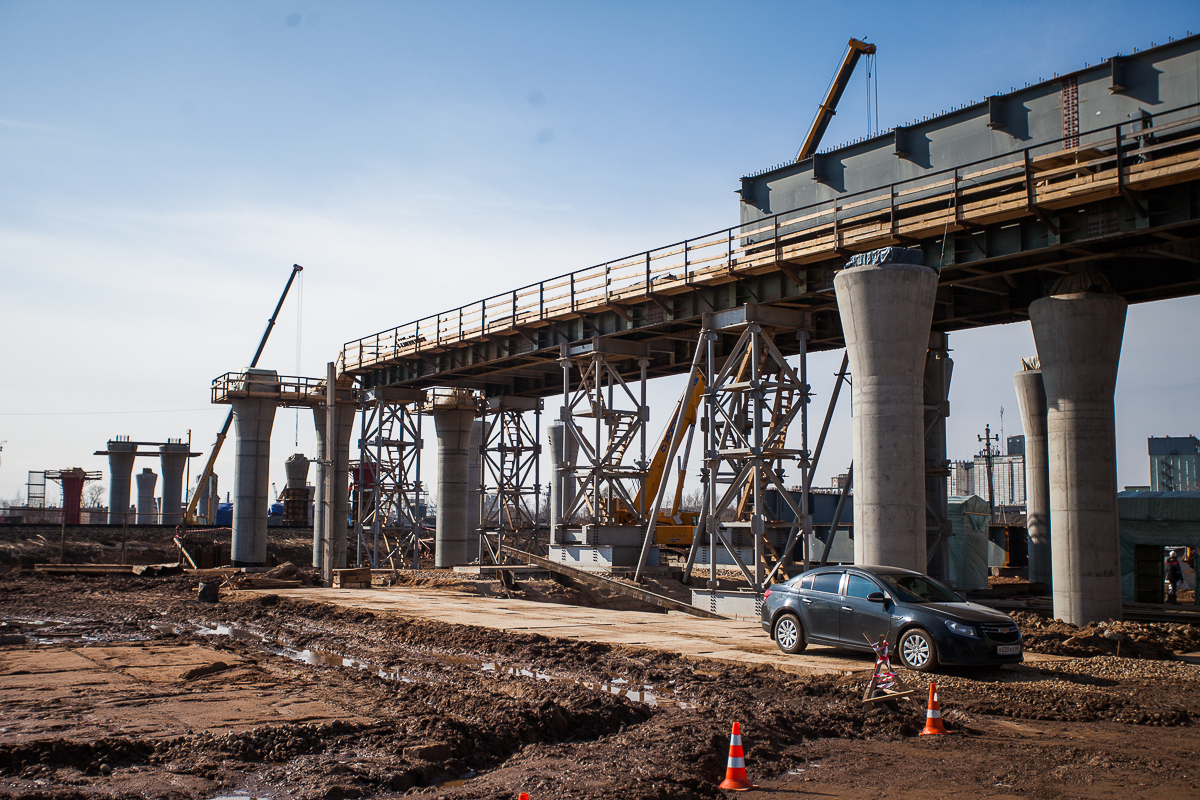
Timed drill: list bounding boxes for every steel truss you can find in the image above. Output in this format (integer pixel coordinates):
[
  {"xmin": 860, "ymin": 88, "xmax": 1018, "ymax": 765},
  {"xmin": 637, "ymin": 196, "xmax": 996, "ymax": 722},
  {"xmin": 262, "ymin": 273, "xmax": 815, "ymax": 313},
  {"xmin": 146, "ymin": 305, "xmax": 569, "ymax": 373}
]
[
  {"xmin": 668, "ymin": 306, "xmax": 816, "ymax": 593},
  {"xmin": 559, "ymin": 341, "xmax": 650, "ymax": 527},
  {"xmin": 356, "ymin": 386, "xmax": 425, "ymax": 569},
  {"xmin": 478, "ymin": 396, "xmax": 544, "ymax": 563}
]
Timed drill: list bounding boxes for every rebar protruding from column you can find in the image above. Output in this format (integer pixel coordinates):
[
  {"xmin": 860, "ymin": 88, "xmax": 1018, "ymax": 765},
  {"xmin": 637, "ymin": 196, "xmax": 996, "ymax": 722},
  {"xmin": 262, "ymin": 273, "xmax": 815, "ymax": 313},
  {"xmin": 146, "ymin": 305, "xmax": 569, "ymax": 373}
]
[
  {"xmin": 834, "ymin": 249, "xmax": 938, "ymax": 572},
  {"xmin": 1030, "ymin": 282, "xmax": 1127, "ymax": 625}
]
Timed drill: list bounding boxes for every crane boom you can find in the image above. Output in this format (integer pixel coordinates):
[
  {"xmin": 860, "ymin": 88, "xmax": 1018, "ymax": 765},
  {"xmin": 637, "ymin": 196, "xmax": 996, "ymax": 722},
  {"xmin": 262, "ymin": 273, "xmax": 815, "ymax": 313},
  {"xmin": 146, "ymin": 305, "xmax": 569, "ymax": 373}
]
[
  {"xmin": 795, "ymin": 37, "xmax": 876, "ymax": 163},
  {"xmin": 182, "ymin": 263, "xmax": 304, "ymax": 526}
]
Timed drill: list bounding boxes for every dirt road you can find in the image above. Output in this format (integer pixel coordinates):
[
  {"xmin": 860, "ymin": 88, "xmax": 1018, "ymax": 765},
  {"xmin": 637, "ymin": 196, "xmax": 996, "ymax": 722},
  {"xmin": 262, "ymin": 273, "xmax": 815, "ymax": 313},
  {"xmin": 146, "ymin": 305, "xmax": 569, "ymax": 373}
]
[{"xmin": 2, "ymin": 571, "xmax": 1199, "ymax": 799}]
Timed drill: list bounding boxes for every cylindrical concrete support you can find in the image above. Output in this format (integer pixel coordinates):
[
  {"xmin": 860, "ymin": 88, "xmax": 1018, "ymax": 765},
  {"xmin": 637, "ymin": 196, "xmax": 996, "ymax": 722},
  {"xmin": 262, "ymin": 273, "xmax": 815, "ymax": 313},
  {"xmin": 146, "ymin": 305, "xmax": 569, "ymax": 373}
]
[
  {"xmin": 283, "ymin": 453, "xmax": 311, "ymax": 526},
  {"xmin": 433, "ymin": 404, "xmax": 478, "ymax": 568},
  {"xmin": 158, "ymin": 442, "xmax": 189, "ymax": 526},
  {"xmin": 924, "ymin": 333, "xmax": 953, "ymax": 582},
  {"xmin": 106, "ymin": 439, "xmax": 137, "ymax": 524},
  {"xmin": 312, "ymin": 407, "xmax": 326, "ymax": 568},
  {"xmin": 198, "ymin": 473, "xmax": 217, "ymax": 524},
  {"xmin": 136, "ymin": 468, "xmax": 158, "ymax": 524},
  {"xmin": 1013, "ymin": 367, "xmax": 1052, "ymax": 590},
  {"xmin": 546, "ymin": 420, "xmax": 580, "ymax": 545},
  {"xmin": 231, "ymin": 369, "xmax": 280, "ymax": 567},
  {"xmin": 1030, "ymin": 291, "xmax": 1127, "ymax": 625},
  {"xmin": 834, "ymin": 254, "xmax": 938, "ymax": 572}
]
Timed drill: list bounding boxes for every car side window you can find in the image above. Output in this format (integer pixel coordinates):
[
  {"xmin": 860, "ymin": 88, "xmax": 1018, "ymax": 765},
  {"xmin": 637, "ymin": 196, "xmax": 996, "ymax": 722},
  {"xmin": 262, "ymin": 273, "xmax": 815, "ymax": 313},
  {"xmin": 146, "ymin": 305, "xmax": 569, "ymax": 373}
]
[
  {"xmin": 811, "ymin": 572, "xmax": 842, "ymax": 594},
  {"xmin": 798, "ymin": 574, "xmax": 814, "ymax": 590},
  {"xmin": 844, "ymin": 574, "xmax": 881, "ymax": 599}
]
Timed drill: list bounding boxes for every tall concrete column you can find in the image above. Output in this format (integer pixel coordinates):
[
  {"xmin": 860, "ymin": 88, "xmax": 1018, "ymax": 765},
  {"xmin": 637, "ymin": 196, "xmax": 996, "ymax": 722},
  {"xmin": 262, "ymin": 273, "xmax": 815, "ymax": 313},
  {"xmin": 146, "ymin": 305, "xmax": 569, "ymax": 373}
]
[
  {"xmin": 135, "ymin": 469, "xmax": 158, "ymax": 524},
  {"xmin": 231, "ymin": 369, "xmax": 280, "ymax": 567},
  {"xmin": 312, "ymin": 407, "xmax": 326, "ymax": 568},
  {"xmin": 159, "ymin": 441, "xmax": 189, "ymax": 525},
  {"xmin": 834, "ymin": 250, "xmax": 938, "ymax": 572},
  {"xmin": 1013, "ymin": 365, "xmax": 1052, "ymax": 590},
  {"xmin": 547, "ymin": 420, "xmax": 580, "ymax": 545},
  {"xmin": 105, "ymin": 439, "xmax": 136, "ymax": 524},
  {"xmin": 924, "ymin": 333, "xmax": 953, "ymax": 582},
  {"xmin": 433, "ymin": 397, "xmax": 479, "ymax": 568},
  {"xmin": 1030, "ymin": 289, "xmax": 1127, "ymax": 625}
]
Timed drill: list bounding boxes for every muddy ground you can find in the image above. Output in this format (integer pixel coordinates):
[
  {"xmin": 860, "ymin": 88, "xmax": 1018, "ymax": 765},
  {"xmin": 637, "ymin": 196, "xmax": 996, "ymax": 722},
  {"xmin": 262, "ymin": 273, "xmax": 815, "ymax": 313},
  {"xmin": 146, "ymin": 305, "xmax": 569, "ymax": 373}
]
[{"xmin": 2, "ymin": 572, "xmax": 1200, "ymax": 799}]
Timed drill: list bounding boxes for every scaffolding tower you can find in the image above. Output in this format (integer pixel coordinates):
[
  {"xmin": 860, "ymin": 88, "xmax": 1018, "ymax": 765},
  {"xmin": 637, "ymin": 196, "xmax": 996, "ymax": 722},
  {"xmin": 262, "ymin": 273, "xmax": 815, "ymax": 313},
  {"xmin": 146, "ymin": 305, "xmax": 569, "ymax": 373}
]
[
  {"xmin": 478, "ymin": 395, "xmax": 544, "ymax": 563},
  {"xmin": 356, "ymin": 386, "xmax": 426, "ymax": 569}
]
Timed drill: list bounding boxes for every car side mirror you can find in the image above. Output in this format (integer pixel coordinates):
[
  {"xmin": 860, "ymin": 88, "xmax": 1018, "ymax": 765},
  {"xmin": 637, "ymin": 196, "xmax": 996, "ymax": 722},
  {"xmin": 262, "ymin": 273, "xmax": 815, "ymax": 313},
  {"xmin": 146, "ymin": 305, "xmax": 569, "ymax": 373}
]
[{"xmin": 867, "ymin": 592, "xmax": 887, "ymax": 603}]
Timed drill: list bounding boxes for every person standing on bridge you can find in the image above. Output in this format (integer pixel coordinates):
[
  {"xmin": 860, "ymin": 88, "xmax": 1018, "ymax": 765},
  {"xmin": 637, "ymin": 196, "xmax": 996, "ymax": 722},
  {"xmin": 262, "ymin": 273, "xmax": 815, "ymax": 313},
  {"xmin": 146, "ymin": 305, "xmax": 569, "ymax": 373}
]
[{"xmin": 1165, "ymin": 550, "xmax": 1184, "ymax": 604}]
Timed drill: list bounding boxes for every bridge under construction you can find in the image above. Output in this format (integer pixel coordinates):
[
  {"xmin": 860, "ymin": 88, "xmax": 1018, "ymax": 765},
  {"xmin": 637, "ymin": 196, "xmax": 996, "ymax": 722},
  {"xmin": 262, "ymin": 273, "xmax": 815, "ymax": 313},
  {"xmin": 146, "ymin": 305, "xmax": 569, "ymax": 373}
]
[{"xmin": 214, "ymin": 33, "xmax": 1200, "ymax": 626}]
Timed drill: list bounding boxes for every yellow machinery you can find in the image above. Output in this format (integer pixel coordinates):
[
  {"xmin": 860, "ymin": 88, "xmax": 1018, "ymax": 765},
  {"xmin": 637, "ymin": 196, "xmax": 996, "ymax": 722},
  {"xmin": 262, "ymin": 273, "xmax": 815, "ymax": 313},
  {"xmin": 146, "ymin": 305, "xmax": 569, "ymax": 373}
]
[
  {"xmin": 795, "ymin": 37, "xmax": 876, "ymax": 163},
  {"xmin": 619, "ymin": 368, "xmax": 706, "ymax": 545}
]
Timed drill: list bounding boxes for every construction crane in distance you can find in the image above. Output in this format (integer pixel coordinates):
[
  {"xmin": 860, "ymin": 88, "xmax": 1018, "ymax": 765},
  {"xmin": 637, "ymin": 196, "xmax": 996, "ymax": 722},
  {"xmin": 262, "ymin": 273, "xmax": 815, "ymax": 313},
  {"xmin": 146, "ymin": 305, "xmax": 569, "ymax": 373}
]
[{"xmin": 795, "ymin": 37, "xmax": 877, "ymax": 163}]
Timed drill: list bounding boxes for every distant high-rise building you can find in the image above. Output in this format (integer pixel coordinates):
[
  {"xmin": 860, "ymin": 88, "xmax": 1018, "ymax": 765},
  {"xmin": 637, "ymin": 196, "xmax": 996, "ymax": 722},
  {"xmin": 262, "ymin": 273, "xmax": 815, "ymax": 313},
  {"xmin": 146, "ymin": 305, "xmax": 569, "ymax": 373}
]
[
  {"xmin": 948, "ymin": 453, "xmax": 1026, "ymax": 505},
  {"xmin": 1149, "ymin": 436, "xmax": 1200, "ymax": 491}
]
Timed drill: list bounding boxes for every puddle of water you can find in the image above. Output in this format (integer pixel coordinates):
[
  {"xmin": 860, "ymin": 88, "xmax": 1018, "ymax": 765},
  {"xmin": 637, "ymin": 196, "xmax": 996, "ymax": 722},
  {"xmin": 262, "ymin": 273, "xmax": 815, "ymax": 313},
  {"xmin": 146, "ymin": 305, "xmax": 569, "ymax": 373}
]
[{"xmin": 0, "ymin": 619, "xmax": 57, "ymax": 629}]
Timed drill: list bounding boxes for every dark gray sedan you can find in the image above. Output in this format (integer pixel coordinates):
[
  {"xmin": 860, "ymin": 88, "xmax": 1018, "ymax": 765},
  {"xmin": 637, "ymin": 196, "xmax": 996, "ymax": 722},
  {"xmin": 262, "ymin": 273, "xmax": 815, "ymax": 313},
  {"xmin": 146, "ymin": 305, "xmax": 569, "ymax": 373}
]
[{"xmin": 760, "ymin": 565, "xmax": 1022, "ymax": 671}]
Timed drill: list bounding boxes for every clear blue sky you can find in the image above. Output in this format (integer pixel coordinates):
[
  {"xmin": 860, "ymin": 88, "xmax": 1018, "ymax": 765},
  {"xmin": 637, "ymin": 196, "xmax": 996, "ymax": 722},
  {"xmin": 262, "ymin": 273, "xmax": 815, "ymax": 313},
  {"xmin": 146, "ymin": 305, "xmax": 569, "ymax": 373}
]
[{"xmin": 2, "ymin": 1, "xmax": 1198, "ymax": 509}]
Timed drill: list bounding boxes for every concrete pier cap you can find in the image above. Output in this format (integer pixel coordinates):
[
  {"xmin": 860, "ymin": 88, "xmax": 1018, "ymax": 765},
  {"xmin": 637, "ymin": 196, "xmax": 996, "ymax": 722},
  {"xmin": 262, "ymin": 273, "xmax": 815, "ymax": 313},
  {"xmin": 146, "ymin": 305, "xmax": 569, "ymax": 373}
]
[
  {"xmin": 834, "ymin": 247, "xmax": 938, "ymax": 573},
  {"xmin": 431, "ymin": 389, "xmax": 481, "ymax": 568},
  {"xmin": 1013, "ymin": 359, "xmax": 1052, "ymax": 589},
  {"xmin": 231, "ymin": 368, "xmax": 280, "ymax": 567},
  {"xmin": 1029, "ymin": 272, "xmax": 1127, "ymax": 625}
]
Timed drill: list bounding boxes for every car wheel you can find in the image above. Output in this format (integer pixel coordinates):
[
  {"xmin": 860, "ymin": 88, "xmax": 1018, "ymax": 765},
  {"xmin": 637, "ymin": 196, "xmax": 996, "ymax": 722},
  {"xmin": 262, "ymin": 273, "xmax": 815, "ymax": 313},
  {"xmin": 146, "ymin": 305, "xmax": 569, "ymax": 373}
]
[
  {"xmin": 898, "ymin": 628, "xmax": 939, "ymax": 672},
  {"xmin": 774, "ymin": 612, "xmax": 806, "ymax": 654}
]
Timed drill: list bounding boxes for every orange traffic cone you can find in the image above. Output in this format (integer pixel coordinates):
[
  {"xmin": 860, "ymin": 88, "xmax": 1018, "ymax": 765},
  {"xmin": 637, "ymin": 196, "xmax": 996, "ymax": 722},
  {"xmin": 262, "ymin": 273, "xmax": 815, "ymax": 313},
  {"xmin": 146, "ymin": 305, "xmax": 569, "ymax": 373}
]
[
  {"xmin": 518, "ymin": 794, "xmax": 529, "ymax": 800},
  {"xmin": 718, "ymin": 722, "xmax": 753, "ymax": 791},
  {"xmin": 919, "ymin": 681, "xmax": 949, "ymax": 736}
]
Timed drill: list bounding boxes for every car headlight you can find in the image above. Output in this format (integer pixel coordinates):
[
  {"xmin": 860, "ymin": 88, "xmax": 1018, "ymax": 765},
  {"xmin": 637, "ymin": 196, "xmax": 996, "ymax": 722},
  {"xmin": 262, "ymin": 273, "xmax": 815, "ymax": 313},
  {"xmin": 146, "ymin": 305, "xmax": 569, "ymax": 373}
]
[{"xmin": 944, "ymin": 620, "xmax": 979, "ymax": 638}]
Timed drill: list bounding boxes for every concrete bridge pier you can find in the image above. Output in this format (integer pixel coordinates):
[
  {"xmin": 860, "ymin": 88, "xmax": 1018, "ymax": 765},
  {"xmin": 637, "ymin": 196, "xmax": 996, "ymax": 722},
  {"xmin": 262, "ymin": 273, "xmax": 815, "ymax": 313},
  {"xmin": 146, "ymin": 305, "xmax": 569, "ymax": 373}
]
[
  {"xmin": 1013, "ymin": 365, "xmax": 1052, "ymax": 590},
  {"xmin": 547, "ymin": 419, "xmax": 579, "ymax": 546},
  {"xmin": 105, "ymin": 439, "xmax": 137, "ymax": 524},
  {"xmin": 158, "ymin": 441, "xmax": 189, "ymax": 525},
  {"xmin": 834, "ymin": 250, "xmax": 939, "ymax": 572},
  {"xmin": 314, "ymin": 399, "xmax": 355, "ymax": 571},
  {"xmin": 135, "ymin": 468, "xmax": 158, "ymax": 524},
  {"xmin": 231, "ymin": 369, "xmax": 280, "ymax": 567},
  {"xmin": 432, "ymin": 394, "xmax": 481, "ymax": 568},
  {"xmin": 1030, "ymin": 286, "xmax": 1127, "ymax": 625}
]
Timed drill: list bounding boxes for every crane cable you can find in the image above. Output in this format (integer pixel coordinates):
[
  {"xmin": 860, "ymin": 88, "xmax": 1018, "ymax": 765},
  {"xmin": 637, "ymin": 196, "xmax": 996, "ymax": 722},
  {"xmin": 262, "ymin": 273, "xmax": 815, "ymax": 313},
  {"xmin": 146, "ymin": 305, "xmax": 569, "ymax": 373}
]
[{"xmin": 294, "ymin": 269, "xmax": 304, "ymax": 448}]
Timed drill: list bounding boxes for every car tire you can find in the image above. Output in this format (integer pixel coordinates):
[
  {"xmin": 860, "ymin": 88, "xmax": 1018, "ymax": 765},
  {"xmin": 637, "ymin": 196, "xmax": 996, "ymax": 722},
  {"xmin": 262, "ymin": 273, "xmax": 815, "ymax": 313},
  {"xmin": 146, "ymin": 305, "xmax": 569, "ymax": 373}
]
[
  {"xmin": 774, "ymin": 612, "xmax": 807, "ymax": 654},
  {"xmin": 897, "ymin": 628, "xmax": 939, "ymax": 672}
]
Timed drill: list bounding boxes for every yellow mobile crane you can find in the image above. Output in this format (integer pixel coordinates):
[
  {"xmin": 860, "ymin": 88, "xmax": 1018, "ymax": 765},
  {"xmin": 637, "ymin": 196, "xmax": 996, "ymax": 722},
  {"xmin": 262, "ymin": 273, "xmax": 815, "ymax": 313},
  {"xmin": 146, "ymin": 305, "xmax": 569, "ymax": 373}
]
[{"xmin": 795, "ymin": 37, "xmax": 876, "ymax": 163}]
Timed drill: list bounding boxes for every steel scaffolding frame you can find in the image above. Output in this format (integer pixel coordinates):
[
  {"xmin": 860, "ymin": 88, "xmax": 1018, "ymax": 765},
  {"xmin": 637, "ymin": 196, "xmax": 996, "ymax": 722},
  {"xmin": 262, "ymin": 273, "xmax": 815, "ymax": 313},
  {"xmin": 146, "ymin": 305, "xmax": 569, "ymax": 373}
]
[
  {"xmin": 678, "ymin": 306, "xmax": 814, "ymax": 594},
  {"xmin": 559, "ymin": 340, "xmax": 650, "ymax": 528},
  {"xmin": 478, "ymin": 396, "xmax": 544, "ymax": 563},
  {"xmin": 356, "ymin": 386, "xmax": 425, "ymax": 569}
]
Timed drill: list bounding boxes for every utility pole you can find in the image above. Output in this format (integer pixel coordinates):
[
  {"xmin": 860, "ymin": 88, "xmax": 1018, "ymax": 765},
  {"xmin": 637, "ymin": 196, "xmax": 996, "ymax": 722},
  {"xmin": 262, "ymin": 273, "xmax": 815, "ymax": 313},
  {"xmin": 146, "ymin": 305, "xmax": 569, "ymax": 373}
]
[{"xmin": 979, "ymin": 424, "xmax": 999, "ymax": 523}]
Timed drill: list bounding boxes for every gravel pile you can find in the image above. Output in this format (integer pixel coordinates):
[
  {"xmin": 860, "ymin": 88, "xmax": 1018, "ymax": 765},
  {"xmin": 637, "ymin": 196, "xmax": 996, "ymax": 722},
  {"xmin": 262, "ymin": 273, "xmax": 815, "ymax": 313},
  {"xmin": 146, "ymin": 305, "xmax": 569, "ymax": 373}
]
[{"xmin": 1012, "ymin": 611, "xmax": 1200, "ymax": 660}]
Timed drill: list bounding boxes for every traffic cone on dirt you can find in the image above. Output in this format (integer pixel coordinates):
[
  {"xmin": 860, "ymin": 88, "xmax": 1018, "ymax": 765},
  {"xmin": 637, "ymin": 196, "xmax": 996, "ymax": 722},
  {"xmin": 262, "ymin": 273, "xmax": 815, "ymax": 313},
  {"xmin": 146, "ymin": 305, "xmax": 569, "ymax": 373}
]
[
  {"xmin": 919, "ymin": 681, "xmax": 950, "ymax": 736},
  {"xmin": 718, "ymin": 722, "xmax": 753, "ymax": 791},
  {"xmin": 518, "ymin": 794, "xmax": 529, "ymax": 800}
]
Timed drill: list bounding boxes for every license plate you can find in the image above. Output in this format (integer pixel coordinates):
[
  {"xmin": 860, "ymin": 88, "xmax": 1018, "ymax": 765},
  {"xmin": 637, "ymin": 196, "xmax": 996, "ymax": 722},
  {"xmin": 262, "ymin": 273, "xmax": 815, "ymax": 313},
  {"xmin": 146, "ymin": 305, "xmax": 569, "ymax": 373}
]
[{"xmin": 996, "ymin": 644, "xmax": 1021, "ymax": 655}]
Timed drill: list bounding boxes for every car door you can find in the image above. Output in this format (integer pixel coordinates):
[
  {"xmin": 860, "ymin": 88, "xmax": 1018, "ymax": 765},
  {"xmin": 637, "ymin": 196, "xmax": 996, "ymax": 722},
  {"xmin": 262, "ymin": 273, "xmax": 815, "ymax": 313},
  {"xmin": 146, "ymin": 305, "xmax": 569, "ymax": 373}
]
[
  {"xmin": 838, "ymin": 572, "xmax": 892, "ymax": 649},
  {"xmin": 799, "ymin": 570, "xmax": 844, "ymax": 642}
]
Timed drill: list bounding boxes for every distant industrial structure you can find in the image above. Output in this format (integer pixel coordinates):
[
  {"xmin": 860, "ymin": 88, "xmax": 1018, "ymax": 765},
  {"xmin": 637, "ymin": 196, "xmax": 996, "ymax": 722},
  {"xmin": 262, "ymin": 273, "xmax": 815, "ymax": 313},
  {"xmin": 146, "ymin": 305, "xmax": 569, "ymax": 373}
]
[
  {"xmin": 1149, "ymin": 435, "xmax": 1200, "ymax": 492},
  {"xmin": 950, "ymin": 435, "xmax": 1027, "ymax": 518}
]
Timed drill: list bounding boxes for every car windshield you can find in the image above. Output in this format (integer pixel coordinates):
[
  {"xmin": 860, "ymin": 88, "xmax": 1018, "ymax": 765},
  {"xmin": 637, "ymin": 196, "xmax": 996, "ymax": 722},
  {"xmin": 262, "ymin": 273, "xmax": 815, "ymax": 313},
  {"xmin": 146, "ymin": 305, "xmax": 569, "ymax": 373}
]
[{"xmin": 877, "ymin": 573, "xmax": 961, "ymax": 604}]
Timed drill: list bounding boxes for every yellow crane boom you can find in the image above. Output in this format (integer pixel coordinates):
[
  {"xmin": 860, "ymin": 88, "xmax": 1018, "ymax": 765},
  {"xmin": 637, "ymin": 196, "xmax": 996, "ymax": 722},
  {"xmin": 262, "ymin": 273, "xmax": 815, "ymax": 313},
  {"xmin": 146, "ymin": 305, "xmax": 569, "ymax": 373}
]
[{"xmin": 795, "ymin": 37, "xmax": 876, "ymax": 163}]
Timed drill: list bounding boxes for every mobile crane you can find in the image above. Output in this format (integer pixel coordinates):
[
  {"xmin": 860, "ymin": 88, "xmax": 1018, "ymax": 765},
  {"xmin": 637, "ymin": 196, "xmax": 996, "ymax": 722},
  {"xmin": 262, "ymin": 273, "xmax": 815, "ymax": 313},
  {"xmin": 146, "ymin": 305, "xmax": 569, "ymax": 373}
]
[{"xmin": 795, "ymin": 37, "xmax": 876, "ymax": 163}]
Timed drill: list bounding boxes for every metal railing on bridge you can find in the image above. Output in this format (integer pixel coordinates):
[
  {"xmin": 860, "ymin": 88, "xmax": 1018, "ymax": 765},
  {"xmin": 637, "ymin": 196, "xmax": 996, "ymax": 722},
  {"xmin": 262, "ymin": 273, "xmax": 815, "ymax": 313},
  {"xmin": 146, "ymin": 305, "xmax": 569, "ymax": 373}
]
[{"xmin": 342, "ymin": 102, "xmax": 1200, "ymax": 373}]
